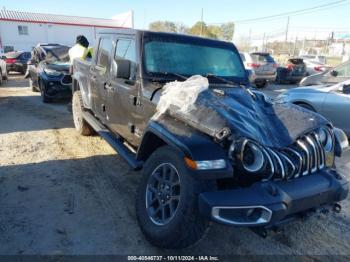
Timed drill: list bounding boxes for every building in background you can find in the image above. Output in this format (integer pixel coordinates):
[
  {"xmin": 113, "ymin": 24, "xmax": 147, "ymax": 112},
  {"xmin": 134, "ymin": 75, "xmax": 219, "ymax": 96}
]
[{"xmin": 0, "ymin": 9, "xmax": 134, "ymax": 53}]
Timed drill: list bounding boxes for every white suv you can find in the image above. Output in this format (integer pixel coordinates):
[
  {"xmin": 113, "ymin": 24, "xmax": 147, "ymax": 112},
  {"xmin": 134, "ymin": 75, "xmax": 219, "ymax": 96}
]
[
  {"xmin": 240, "ymin": 52, "xmax": 277, "ymax": 88},
  {"xmin": 0, "ymin": 54, "xmax": 8, "ymax": 85}
]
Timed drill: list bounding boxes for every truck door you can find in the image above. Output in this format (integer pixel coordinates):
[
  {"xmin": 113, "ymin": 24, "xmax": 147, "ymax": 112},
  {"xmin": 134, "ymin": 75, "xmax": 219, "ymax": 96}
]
[
  {"xmin": 106, "ymin": 37, "xmax": 140, "ymax": 145},
  {"xmin": 90, "ymin": 37, "xmax": 113, "ymax": 122}
]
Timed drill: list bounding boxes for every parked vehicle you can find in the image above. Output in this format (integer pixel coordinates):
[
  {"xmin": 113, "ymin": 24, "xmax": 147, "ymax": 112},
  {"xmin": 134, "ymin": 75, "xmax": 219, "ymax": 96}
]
[
  {"xmin": 300, "ymin": 54, "xmax": 327, "ymax": 64},
  {"xmin": 72, "ymin": 29, "xmax": 348, "ymax": 249},
  {"xmin": 300, "ymin": 60, "xmax": 350, "ymax": 86},
  {"xmin": 240, "ymin": 52, "xmax": 277, "ymax": 88},
  {"xmin": 304, "ymin": 60, "xmax": 332, "ymax": 76},
  {"xmin": 26, "ymin": 44, "xmax": 72, "ymax": 103},
  {"xmin": 0, "ymin": 54, "xmax": 8, "ymax": 84},
  {"xmin": 5, "ymin": 51, "xmax": 31, "ymax": 74},
  {"xmin": 277, "ymin": 80, "xmax": 350, "ymax": 136},
  {"xmin": 276, "ymin": 58, "xmax": 307, "ymax": 84}
]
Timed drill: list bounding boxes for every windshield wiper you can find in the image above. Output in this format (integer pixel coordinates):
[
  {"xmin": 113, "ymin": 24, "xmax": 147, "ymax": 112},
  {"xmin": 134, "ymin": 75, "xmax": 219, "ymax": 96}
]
[
  {"xmin": 205, "ymin": 73, "xmax": 242, "ymax": 86},
  {"xmin": 151, "ymin": 72, "xmax": 188, "ymax": 81},
  {"xmin": 205, "ymin": 73, "xmax": 255, "ymax": 96}
]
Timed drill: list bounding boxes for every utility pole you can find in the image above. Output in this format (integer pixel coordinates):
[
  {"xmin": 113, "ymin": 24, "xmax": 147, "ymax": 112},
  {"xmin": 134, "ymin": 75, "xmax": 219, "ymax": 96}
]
[
  {"xmin": 285, "ymin": 16, "xmax": 290, "ymax": 43},
  {"xmin": 293, "ymin": 36, "xmax": 298, "ymax": 56},
  {"xmin": 200, "ymin": 8, "xmax": 204, "ymax": 36},
  {"xmin": 248, "ymin": 28, "xmax": 252, "ymax": 46},
  {"xmin": 285, "ymin": 16, "xmax": 290, "ymax": 54},
  {"xmin": 262, "ymin": 33, "xmax": 266, "ymax": 51}
]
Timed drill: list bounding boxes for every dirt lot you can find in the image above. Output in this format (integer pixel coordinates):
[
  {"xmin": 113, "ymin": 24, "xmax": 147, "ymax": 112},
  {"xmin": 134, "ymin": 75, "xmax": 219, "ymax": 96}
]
[{"xmin": 0, "ymin": 74, "xmax": 350, "ymax": 256}]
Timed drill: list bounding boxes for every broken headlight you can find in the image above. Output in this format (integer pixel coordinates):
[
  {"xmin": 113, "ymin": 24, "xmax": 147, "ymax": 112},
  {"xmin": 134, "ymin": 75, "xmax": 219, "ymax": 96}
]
[
  {"xmin": 317, "ymin": 127, "xmax": 333, "ymax": 153},
  {"xmin": 240, "ymin": 140, "xmax": 265, "ymax": 173},
  {"xmin": 44, "ymin": 68, "xmax": 62, "ymax": 77}
]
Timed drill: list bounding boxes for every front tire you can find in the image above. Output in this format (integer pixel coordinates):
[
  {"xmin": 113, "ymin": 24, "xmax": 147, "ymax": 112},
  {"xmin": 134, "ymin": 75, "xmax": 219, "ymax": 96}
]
[
  {"xmin": 136, "ymin": 146, "xmax": 214, "ymax": 249},
  {"xmin": 72, "ymin": 91, "xmax": 95, "ymax": 136},
  {"xmin": 39, "ymin": 79, "xmax": 52, "ymax": 103}
]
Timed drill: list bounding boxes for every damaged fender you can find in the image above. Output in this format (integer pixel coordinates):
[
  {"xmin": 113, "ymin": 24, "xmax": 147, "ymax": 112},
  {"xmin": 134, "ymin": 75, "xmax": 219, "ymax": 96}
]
[{"xmin": 136, "ymin": 115, "xmax": 233, "ymax": 180}]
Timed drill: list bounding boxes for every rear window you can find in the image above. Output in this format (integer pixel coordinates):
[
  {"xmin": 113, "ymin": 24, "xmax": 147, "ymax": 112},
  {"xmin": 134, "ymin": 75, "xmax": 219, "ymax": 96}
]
[
  {"xmin": 288, "ymin": 58, "xmax": 304, "ymax": 64},
  {"xmin": 5, "ymin": 52, "xmax": 21, "ymax": 59},
  {"xmin": 20, "ymin": 52, "xmax": 31, "ymax": 60},
  {"xmin": 251, "ymin": 53, "xmax": 275, "ymax": 63}
]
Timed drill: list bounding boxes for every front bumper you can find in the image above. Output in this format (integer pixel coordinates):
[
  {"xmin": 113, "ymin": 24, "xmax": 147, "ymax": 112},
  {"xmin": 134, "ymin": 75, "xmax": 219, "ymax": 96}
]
[
  {"xmin": 41, "ymin": 73, "xmax": 72, "ymax": 98},
  {"xmin": 284, "ymin": 74, "xmax": 306, "ymax": 82},
  {"xmin": 45, "ymin": 81, "xmax": 72, "ymax": 98},
  {"xmin": 199, "ymin": 169, "xmax": 348, "ymax": 227}
]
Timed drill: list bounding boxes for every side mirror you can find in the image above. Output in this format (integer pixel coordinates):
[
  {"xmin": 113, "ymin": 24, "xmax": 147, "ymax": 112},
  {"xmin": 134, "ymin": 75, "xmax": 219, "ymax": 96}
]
[
  {"xmin": 116, "ymin": 59, "xmax": 131, "ymax": 79},
  {"xmin": 330, "ymin": 70, "xmax": 338, "ymax": 77},
  {"xmin": 342, "ymin": 84, "xmax": 350, "ymax": 94},
  {"xmin": 1, "ymin": 55, "xmax": 6, "ymax": 60}
]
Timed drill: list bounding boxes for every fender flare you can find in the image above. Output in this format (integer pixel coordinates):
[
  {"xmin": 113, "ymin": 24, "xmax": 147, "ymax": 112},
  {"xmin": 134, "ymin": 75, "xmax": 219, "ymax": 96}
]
[
  {"xmin": 72, "ymin": 72, "xmax": 91, "ymax": 109},
  {"xmin": 137, "ymin": 119, "xmax": 233, "ymax": 179}
]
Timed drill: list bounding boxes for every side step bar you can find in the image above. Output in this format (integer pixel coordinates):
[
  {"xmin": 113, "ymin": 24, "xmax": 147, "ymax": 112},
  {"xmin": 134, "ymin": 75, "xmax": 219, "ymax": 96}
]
[{"xmin": 82, "ymin": 111, "xmax": 143, "ymax": 170}]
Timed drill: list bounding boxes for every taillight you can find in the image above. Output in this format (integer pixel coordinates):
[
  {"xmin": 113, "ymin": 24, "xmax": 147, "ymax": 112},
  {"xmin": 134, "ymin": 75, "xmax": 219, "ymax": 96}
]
[
  {"xmin": 6, "ymin": 58, "xmax": 16, "ymax": 64},
  {"xmin": 287, "ymin": 64, "xmax": 294, "ymax": 70},
  {"xmin": 248, "ymin": 63, "xmax": 260, "ymax": 69},
  {"xmin": 314, "ymin": 66, "xmax": 323, "ymax": 72}
]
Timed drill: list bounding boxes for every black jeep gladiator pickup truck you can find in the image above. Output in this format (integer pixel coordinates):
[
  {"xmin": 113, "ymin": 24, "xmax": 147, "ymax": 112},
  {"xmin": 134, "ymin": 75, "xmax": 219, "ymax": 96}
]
[{"xmin": 71, "ymin": 29, "xmax": 349, "ymax": 249}]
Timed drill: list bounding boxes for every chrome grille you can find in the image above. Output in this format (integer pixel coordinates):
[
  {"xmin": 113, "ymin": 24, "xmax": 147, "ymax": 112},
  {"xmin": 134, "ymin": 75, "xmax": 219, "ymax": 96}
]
[{"xmin": 263, "ymin": 132, "xmax": 326, "ymax": 181}]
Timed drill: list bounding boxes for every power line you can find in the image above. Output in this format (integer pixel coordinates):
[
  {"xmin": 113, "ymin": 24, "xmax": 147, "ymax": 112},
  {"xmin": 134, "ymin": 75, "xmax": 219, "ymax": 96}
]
[{"xmin": 233, "ymin": 0, "xmax": 348, "ymax": 24}]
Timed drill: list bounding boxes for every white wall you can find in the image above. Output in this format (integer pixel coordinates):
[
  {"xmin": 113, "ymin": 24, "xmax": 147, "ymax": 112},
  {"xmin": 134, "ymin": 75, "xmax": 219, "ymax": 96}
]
[{"xmin": 0, "ymin": 20, "xmax": 102, "ymax": 52}]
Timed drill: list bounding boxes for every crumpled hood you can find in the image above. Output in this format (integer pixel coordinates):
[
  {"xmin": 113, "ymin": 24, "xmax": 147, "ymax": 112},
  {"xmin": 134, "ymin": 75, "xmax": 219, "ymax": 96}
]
[{"xmin": 169, "ymin": 87, "xmax": 329, "ymax": 148}]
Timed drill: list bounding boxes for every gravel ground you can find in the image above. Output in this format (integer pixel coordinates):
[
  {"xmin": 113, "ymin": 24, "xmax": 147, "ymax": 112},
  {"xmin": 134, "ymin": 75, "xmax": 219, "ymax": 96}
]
[{"xmin": 0, "ymin": 74, "xmax": 350, "ymax": 257}]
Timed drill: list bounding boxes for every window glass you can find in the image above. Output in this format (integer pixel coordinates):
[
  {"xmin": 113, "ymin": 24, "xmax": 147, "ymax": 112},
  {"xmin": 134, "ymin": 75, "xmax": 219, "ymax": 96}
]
[
  {"xmin": 251, "ymin": 54, "xmax": 275, "ymax": 63},
  {"xmin": 97, "ymin": 38, "xmax": 113, "ymax": 68},
  {"xmin": 18, "ymin": 25, "xmax": 28, "ymax": 35},
  {"xmin": 336, "ymin": 63, "xmax": 350, "ymax": 77},
  {"xmin": 115, "ymin": 39, "xmax": 136, "ymax": 63},
  {"xmin": 4, "ymin": 46, "xmax": 14, "ymax": 53},
  {"xmin": 115, "ymin": 39, "xmax": 136, "ymax": 79},
  {"xmin": 144, "ymin": 41, "xmax": 244, "ymax": 78}
]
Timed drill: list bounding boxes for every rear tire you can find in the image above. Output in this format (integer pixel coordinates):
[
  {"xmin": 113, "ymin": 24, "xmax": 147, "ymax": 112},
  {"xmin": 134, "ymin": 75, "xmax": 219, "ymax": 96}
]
[
  {"xmin": 72, "ymin": 91, "xmax": 95, "ymax": 136},
  {"xmin": 136, "ymin": 146, "xmax": 215, "ymax": 249},
  {"xmin": 2, "ymin": 70, "xmax": 7, "ymax": 80}
]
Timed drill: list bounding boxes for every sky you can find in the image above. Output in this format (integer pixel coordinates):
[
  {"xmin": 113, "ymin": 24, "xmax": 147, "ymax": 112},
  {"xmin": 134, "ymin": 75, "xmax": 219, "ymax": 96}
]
[{"xmin": 1, "ymin": 0, "xmax": 350, "ymax": 42}]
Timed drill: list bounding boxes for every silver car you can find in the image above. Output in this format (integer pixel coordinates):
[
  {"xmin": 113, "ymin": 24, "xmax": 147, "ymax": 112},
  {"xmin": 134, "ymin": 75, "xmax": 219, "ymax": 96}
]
[
  {"xmin": 277, "ymin": 80, "xmax": 350, "ymax": 136},
  {"xmin": 240, "ymin": 52, "xmax": 277, "ymax": 88},
  {"xmin": 300, "ymin": 60, "xmax": 350, "ymax": 86}
]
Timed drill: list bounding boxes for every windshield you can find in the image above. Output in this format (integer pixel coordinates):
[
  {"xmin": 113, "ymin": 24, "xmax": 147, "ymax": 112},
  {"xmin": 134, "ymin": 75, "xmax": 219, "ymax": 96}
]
[
  {"xmin": 143, "ymin": 37, "xmax": 245, "ymax": 81},
  {"xmin": 41, "ymin": 45, "xmax": 70, "ymax": 62}
]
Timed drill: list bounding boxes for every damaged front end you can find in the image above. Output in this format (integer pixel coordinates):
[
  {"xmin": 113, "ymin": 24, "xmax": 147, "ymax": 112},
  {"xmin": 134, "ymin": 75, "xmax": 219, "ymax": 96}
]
[{"xmin": 152, "ymin": 75, "xmax": 349, "ymax": 227}]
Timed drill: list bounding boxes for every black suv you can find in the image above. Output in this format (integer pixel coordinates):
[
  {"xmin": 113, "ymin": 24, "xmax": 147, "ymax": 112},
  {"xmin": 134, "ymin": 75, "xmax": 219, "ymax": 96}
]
[
  {"xmin": 71, "ymin": 29, "xmax": 349, "ymax": 249},
  {"xmin": 26, "ymin": 44, "xmax": 72, "ymax": 103}
]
